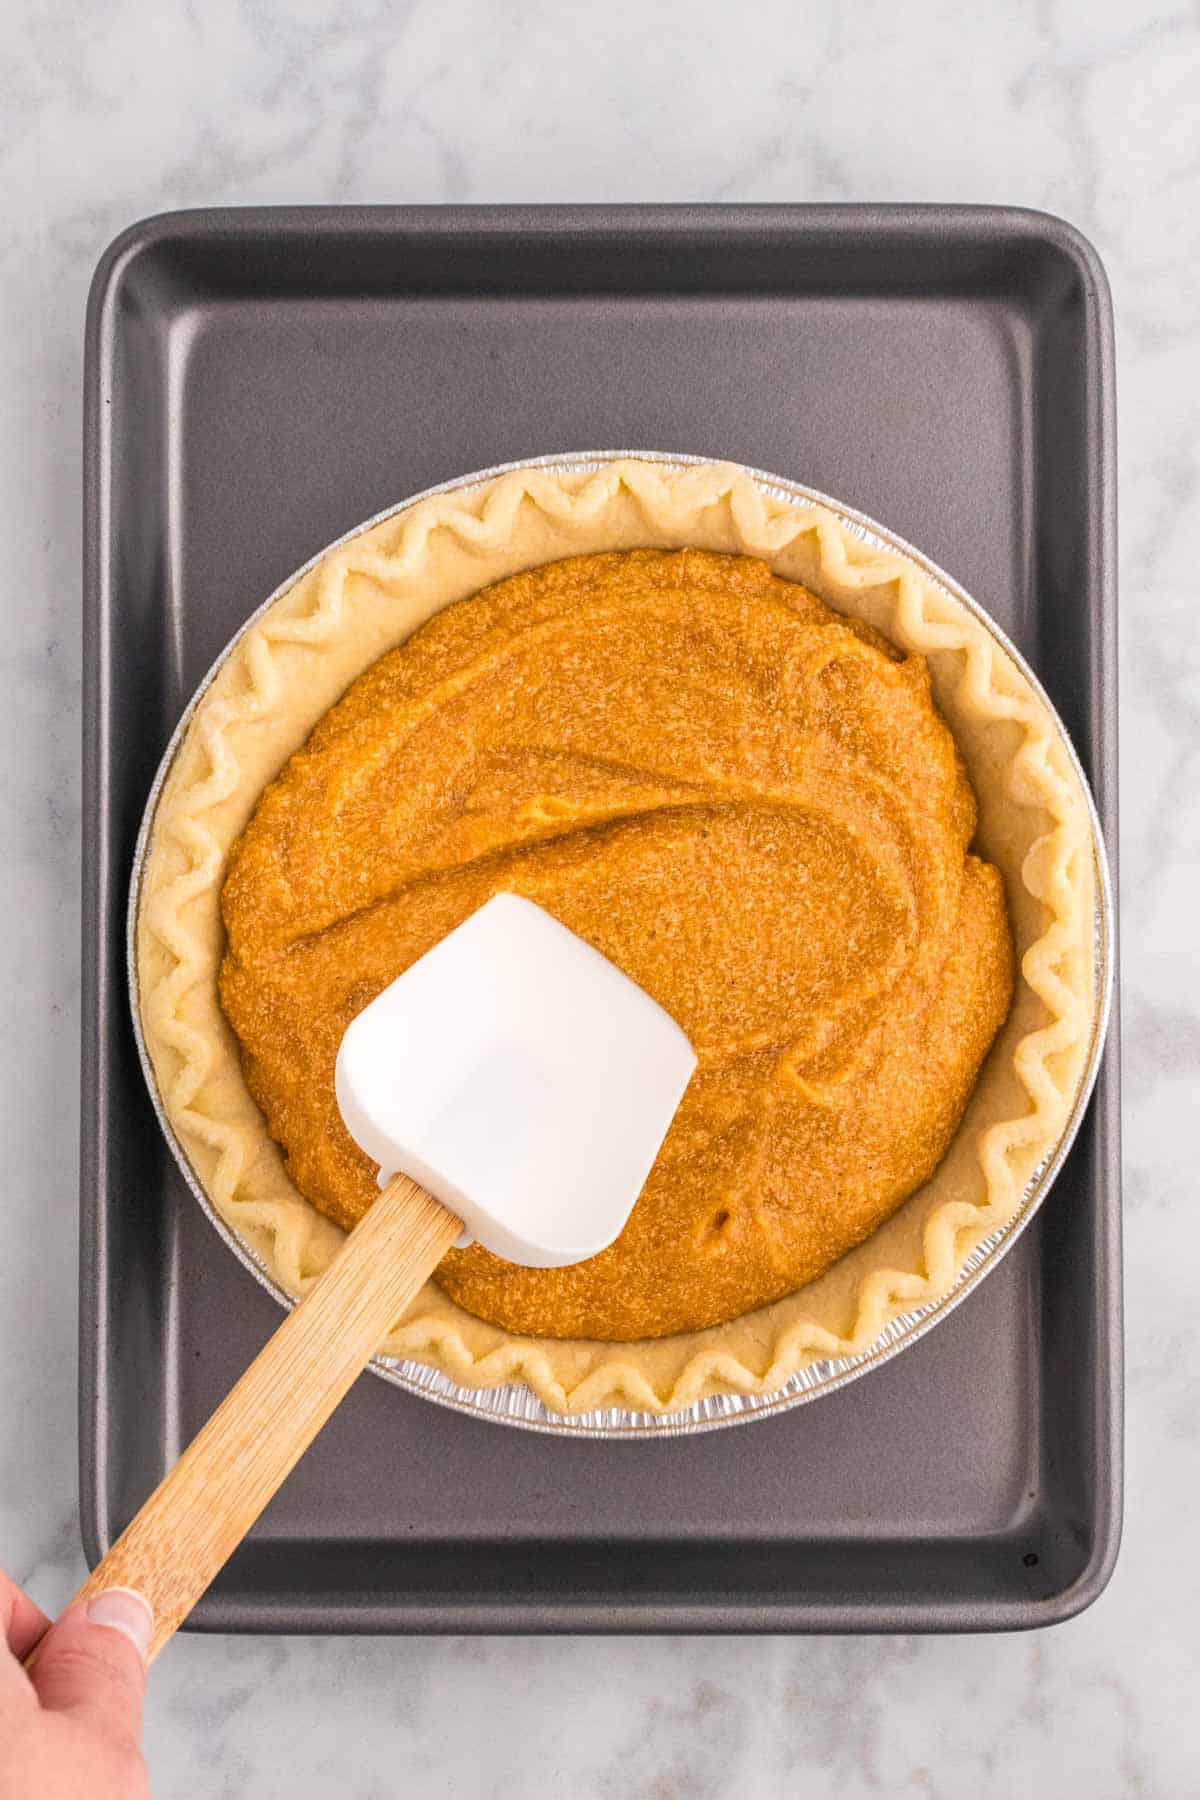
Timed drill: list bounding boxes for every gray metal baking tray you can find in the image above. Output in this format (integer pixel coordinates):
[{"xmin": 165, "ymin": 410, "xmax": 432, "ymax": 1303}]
[{"xmin": 81, "ymin": 205, "xmax": 1121, "ymax": 1633}]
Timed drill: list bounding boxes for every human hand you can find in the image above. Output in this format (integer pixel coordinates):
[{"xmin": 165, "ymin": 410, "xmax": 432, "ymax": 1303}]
[{"xmin": 1, "ymin": 1568, "xmax": 152, "ymax": 1800}]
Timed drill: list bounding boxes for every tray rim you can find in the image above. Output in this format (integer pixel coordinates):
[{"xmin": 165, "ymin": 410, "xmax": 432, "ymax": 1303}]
[
  {"xmin": 80, "ymin": 202, "xmax": 1122, "ymax": 1629},
  {"xmin": 82, "ymin": 196, "xmax": 1119, "ymax": 285}
]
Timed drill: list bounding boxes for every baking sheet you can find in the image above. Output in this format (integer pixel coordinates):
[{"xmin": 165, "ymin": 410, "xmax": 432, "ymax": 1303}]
[{"xmin": 82, "ymin": 205, "xmax": 1121, "ymax": 1629}]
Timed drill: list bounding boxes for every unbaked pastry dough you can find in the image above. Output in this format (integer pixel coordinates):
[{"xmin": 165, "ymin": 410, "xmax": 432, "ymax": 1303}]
[{"xmin": 136, "ymin": 459, "xmax": 1099, "ymax": 1413}]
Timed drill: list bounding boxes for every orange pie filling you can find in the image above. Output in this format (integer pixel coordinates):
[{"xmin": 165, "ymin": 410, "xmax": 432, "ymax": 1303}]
[{"xmin": 219, "ymin": 549, "xmax": 1014, "ymax": 1341}]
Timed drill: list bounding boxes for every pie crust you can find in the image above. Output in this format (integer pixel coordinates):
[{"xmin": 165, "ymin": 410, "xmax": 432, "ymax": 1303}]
[{"xmin": 135, "ymin": 458, "xmax": 1099, "ymax": 1414}]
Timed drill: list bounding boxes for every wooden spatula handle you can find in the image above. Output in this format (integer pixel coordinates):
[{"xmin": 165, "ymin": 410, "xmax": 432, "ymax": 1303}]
[{"xmin": 30, "ymin": 1174, "xmax": 461, "ymax": 1668}]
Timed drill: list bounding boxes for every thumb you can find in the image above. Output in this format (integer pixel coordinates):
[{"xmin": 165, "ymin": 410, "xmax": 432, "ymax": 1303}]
[{"xmin": 30, "ymin": 1589, "xmax": 153, "ymax": 1744}]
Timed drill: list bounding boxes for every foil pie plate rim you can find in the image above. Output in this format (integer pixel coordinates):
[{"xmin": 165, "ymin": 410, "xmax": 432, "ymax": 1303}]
[{"xmin": 126, "ymin": 449, "xmax": 1115, "ymax": 1439}]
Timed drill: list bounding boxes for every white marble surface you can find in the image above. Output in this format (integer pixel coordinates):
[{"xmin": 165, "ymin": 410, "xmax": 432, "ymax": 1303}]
[{"xmin": 1, "ymin": 0, "xmax": 1197, "ymax": 1793}]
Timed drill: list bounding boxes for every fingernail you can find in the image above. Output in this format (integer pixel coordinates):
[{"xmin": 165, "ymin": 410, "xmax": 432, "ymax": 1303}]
[{"xmin": 86, "ymin": 1588, "xmax": 154, "ymax": 1664}]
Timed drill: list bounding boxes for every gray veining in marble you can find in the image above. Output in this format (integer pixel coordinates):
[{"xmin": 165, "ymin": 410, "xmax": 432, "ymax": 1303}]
[{"xmin": 1, "ymin": 0, "xmax": 1197, "ymax": 1794}]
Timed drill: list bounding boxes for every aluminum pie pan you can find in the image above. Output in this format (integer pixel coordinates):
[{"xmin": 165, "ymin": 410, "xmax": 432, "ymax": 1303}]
[{"xmin": 127, "ymin": 448, "xmax": 1115, "ymax": 1440}]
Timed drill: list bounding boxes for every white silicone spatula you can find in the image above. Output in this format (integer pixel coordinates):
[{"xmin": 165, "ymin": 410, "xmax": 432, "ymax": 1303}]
[{"xmin": 32, "ymin": 894, "xmax": 695, "ymax": 1666}]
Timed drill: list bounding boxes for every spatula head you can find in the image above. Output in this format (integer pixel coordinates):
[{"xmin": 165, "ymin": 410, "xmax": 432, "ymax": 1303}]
[{"xmin": 335, "ymin": 894, "xmax": 696, "ymax": 1268}]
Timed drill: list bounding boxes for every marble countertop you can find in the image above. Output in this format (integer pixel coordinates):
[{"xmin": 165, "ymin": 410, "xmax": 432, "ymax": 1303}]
[{"xmin": 2, "ymin": 1, "xmax": 1196, "ymax": 1794}]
